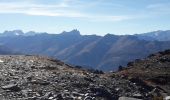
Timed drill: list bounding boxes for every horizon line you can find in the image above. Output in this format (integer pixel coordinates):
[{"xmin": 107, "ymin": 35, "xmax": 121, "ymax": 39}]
[{"xmin": 0, "ymin": 29, "xmax": 169, "ymax": 36}]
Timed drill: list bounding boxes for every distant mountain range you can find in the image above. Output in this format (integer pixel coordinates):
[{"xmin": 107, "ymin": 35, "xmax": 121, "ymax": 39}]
[
  {"xmin": 135, "ymin": 30, "xmax": 170, "ymax": 41},
  {"xmin": 0, "ymin": 29, "xmax": 170, "ymax": 71},
  {"xmin": 0, "ymin": 30, "xmax": 47, "ymax": 37}
]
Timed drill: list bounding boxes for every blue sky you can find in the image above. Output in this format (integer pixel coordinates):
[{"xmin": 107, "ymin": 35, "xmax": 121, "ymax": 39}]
[{"xmin": 0, "ymin": 0, "xmax": 170, "ymax": 35}]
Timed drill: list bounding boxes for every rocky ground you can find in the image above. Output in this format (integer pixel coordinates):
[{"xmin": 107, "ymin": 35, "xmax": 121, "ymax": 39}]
[
  {"xmin": 0, "ymin": 55, "xmax": 169, "ymax": 100},
  {"xmin": 118, "ymin": 49, "xmax": 170, "ymax": 98}
]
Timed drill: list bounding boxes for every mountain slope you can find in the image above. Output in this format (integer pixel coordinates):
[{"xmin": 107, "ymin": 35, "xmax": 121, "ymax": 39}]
[
  {"xmin": 99, "ymin": 37, "xmax": 170, "ymax": 71},
  {"xmin": 0, "ymin": 45, "xmax": 19, "ymax": 55},
  {"xmin": 56, "ymin": 34, "xmax": 170, "ymax": 71},
  {"xmin": 118, "ymin": 49, "xmax": 170, "ymax": 94},
  {"xmin": 0, "ymin": 30, "xmax": 84, "ymax": 56},
  {"xmin": 0, "ymin": 55, "xmax": 167, "ymax": 100},
  {"xmin": 57, "ymin": 34, "xmax": 118, "ymax": 69}
]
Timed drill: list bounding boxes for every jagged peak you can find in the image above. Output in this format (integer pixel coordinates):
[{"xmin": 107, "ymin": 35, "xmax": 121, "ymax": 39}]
[
  {"xmin": 3, "ymin": 30, "xmax": 24, "ymax": 36},
  {"xmin": 61, "ymin": 29, "xmax": 81, "ymax": 36}
]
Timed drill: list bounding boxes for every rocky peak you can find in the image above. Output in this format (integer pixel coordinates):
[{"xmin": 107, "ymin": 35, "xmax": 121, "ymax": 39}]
[
  {"xmin": 61, "ymin": 29, "xmax": 81, "ymax": 36},
  {"xmin": 2, "ymin": 30, "xmax": 24, "ymax": 36}
]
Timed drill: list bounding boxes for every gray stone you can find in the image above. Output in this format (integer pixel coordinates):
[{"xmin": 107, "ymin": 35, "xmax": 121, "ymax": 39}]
[
  {"xmin": 1, "ymin": 84, "xmax": 21, "ymax": 92},
  {"xmin": 119, "ymin": 97, "xmax": 142, "ymax": 100}
]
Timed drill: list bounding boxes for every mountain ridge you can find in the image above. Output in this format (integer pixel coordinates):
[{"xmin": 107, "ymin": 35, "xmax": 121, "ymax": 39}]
[{"xmin": 0, "ymin": 29, "xmax": 170, "ymax": 71}]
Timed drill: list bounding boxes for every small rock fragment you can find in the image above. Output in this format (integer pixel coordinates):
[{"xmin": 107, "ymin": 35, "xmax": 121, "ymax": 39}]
[
  {"xmin": 0, "ymin": 59, "xmax": 4, "ymax": 63},
  {"xmin": 1, "ymin": 84, "xmax": 21, "ymax": 92},
  {"xmin": 118, "ymin": 97, "xmax": 142, "ymax": 100}
]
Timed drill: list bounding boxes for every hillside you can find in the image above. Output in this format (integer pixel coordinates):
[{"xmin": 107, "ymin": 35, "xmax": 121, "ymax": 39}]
[
  {"xmin": 118, "ymin": 49, "xmax": 170, "ymax": 94},
  {"xmin": 0, "ymin": 55, "xmax": 167, "ymax": 100}
]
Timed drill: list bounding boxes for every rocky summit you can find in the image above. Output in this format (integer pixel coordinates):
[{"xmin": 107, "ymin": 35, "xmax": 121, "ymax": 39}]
[{"xmin": 0, "ymin": 55, "xmax": 168, "ymax": 100}]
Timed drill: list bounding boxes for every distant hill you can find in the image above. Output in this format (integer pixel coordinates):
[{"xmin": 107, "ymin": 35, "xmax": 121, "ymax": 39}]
[
  {"xmin": 135, "ymin": 30, "xmax": 170, "ymax": 41},
  {"xmin": 0, "ymin": 29, "xmax": 170, "ymax": 71}
]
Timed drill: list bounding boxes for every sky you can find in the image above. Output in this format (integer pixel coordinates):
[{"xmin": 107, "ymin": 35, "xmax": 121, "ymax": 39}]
[{"xmin": 0, "ymin": 0, "xmax": 170, "ymax": 35}]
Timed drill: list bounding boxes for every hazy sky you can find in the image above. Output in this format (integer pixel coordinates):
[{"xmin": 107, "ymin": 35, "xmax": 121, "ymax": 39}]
[{"xmin": 0, "ymin": 0, "xmax": 170, "ymax": 35}]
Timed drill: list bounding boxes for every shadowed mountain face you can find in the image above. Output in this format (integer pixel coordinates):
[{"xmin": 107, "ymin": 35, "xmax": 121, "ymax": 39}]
[
  {"xmin": 0, "ymin": 30, "xmax": 170, "ymax": 71},
  {"xmin": 0, "ymin": 45, "xmax": 19, "ymax": 55}
]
